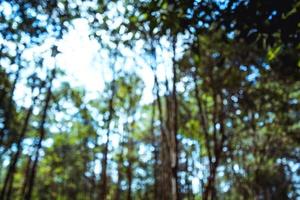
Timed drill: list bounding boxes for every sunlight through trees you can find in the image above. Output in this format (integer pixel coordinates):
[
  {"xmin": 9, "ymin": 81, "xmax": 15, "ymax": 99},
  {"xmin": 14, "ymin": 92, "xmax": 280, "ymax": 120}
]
[{"xmin": 0, "ymin": 0, "xmax": 299, "ymax": 199}]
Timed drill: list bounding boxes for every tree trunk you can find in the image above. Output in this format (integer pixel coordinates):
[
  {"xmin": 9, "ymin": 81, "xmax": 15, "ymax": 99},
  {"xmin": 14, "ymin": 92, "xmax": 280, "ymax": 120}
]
[
  {"xmin": 0, "ymin": 61, "xmax": 21, "ymax": 145},
  {"xmin": 24, "ymin": 70, "xmax": 55, "ymax": 200},
  {"xmin": 21, "ymin": 155, "xmax": 32, "ymax": 198},
  {"xmin": 171, "ymin": 36, "xmax": 179, "ymax": 200},
  {"xmin": 150, "ymin": 46, "xmax": 173, "ymax": 199},
  {"xmin": 1, "ymin": 90, "xmax": 39, "ymax": 200},
  {"xmin": 150, "ymin": 102, "xmax": 159, "ymax": 199},
  {"xmin": 114, "ymin": 144, "xmax": 124, "ymax": 200},
  {"xmin": 203, "ymin": 92, "xmax": 226, "ymax": 200},
  {"xmin": 126, "ymin": 150, "xmax": 133, "ymax": 200},
  {"xmin": 99, "ymin": 78, "xmax": 116, "ymax": 200}
]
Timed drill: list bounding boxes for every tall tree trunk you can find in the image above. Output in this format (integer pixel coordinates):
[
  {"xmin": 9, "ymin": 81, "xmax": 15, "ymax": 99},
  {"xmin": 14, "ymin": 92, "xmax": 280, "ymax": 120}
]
[
  {"xmin": 24, "ymin": 70, "xmax": 55, "ymax": 200},
  {"xmin": 192, "ymin": 70, "xmax": 212, "ymax": 167},
  {"xmin": 203, "ymin": 92, "xmax": 226, "ymax": 200},
  {"xmin": 0, "ymin": 63, "xmax": 21, "ymax": 145},
  {"xmin": 21, "ymin": 155, "xmax": 32, "ymax": 198},
  {"xmin": 150, "ymin": 47, "xmax": 172, "ymax": 199},
  {"xmin": 150, "ymin": 102, "xmax": 159, "ymax": 199},
  {"xmin": 126, "ymin": 143, "xmax": 133, "ymax": 200},
  {"xmin": 114, "ymin": 142, "xmax": 124, "ymax": 200},
  {"xmin": 99, "ymin": 78, "xmax": 116, "ymax": 200},
  {"xmin": 125, "ymin": 107, "xmax": 136, "ymax": 200},
  {"xmin": 1, "ymin": 90, "xmax": 39, "ymax": 200},
  {"xmin": 192, "ymin": 69, "xmax": 216, "ymax": 199},
  {"xmin": 171, "ymin": 36, "xmax": 179, "ymax": 200},
  {"xmin": 153, "ymin": 70, "xmax": 171, "ymax": 199}
]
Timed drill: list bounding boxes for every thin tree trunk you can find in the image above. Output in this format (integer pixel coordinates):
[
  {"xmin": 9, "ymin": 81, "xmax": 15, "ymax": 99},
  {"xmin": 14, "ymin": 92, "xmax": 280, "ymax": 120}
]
[
  {"xmin": 24, "ymin": 70, "xmax": 55, "ymax": 200},
  {"xmin": 114, "ymin": 142, "xmax": 124, "ymax": 200},
  {"xmin": 150, "ymin": 48, "xmax": 172, "ymax": 199},
  {"xmin": 203, "ymin": 92, "xmax": 226, "ymax": 200},
  {"xmin": 1, "ymin": 90, "xmax": 39, "ymax": 200},
  {"xmin": 0, "ymin": 62, "xmax": 21, "ymax": 145},
  {"xmin": 99, "ymin": 78, "xmax": 116, "ymax": 200},
  {"xmin": 153, "ymin": 69, "xmax": 171, "ymax": 200},
  {"xmin": 171, "ymin": 36, "xmax": 179, "ymax": 200},
  {"xmin": 192, "ymin": 69, "xmax": 212, "ymax": 166},
  {"xmin": 125, "ymin": 104, "xmax": 136, "ymax": 200},
  {"xmin": 21, "ymin": 155, "xmax": 32, "ymax": 198},
  {"xmin": 126, "ymin": 142, "xmax": 133, "ymax": 200},
  {"xmin": 150, "ymin": 102, "xmax": 159, "ymax": 199}
]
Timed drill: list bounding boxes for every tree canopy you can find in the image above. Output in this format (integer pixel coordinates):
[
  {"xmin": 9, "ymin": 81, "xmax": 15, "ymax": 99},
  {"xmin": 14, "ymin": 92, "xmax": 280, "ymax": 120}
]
[{"xmin": 0, "ymin": 0, "xmax": 299, "ymax": 199}]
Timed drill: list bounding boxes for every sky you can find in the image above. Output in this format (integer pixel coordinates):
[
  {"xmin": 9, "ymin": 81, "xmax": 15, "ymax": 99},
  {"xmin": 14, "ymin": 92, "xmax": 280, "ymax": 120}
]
[
  {"xmin": 51, "ymin": 17, "xmax": 183, "ymax": 105},
  {"xmin": 54, "ymin": 18, "xmax": 158, "ymax": 104}
]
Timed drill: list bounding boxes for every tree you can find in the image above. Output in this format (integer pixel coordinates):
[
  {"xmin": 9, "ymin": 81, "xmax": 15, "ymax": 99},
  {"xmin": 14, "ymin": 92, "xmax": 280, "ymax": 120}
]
[{"xmin": 0, "ymin": 0, "xmax": 299, "ymax": 199}]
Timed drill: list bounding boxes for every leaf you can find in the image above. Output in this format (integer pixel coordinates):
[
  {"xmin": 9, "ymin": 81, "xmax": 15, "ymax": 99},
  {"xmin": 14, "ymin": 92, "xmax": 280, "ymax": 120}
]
[{"xmin": 267, "ymin": 46, "xmax": 281, "ymax": 61}]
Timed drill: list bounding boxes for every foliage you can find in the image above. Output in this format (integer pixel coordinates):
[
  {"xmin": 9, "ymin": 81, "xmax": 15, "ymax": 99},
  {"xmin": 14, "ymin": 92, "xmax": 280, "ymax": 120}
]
[{"xmin": 0, "ymin": 0, "xmax": 299, "ymax": 200}]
